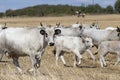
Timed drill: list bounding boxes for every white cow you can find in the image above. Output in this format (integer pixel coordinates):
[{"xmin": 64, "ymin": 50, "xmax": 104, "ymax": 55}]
[
  {"xmin": 55, "ymin": 26, "xmax": 82, "ymax": 37},
  {"xmin": 54, "ymin": 36, "xmax": 94, "ymax": 67},
  {"xmin": 71, "ymin": 23, "xmax": 100, "ymax": 30},
  {"xmin": 98, "ymin": 41, "xmax": 120, "ymax": 67},
  {"xmin": 54, "ymin": 26, "xmax": 95, "ymax": 60},
  {"xmin": 81, "ymin": 27, "xmax": 120, "ymax": 54},
  {"xmin": 0, "ymin": 27, "xmax": 47, "ymax": 73}
]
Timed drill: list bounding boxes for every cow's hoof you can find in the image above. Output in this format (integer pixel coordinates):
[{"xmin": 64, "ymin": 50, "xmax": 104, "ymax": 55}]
[{"xmin": 104, "ymin": 65, "xmax": 107, "ymax": 67}]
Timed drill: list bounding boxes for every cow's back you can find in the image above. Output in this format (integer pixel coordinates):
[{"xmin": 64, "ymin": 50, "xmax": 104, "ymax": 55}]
[
  {"xmin": 100, "ymin": 41, "xmax": 120, "ymax": 52},
  {"xmin": 55, "ymin": 36, "xmax": 83, "ymax": 52},
  {"xmin": 4, "ymin": 27, "xmax": 45, "ymax": 55}
]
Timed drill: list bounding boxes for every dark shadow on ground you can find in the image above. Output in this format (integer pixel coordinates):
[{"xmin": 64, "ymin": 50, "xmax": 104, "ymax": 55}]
[
  {"xmin": 0, "ymin": 61, "xmax": 9, "ymax": 63},
  {"xmin": 77, "ymin": 65, "xmax": 97, "ymax": 68}
]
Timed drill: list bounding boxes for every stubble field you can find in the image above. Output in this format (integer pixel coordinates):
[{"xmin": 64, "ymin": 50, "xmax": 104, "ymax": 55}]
[{"xmin": 0, "ymin": 14, "xmax": 120, "ymax": 80}]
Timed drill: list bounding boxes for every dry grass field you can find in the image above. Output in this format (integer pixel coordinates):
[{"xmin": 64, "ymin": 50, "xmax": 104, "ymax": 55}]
[{"xmin": 0, "ymin": 14, "xmax": 120, "ymax": 80}]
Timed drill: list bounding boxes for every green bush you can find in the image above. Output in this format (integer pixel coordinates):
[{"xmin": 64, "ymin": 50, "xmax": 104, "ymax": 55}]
[{"xmin": 0, "ymin": 4, "xmax": 116, "ymax": 17}]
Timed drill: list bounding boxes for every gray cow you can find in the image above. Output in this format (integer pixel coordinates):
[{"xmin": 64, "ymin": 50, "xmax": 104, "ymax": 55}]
[
  {"xmin": 72, "ymin": 23, "xmax": 100, "ymax": 30},
  {"xmin": 0, "ymin": 27, "xmax": 47, "ymax": 73},
  {"xmin": 98, "ymin": 41, "xmax": 120, "ymax": 67},
  {"xmin": 53, "ymin": 25, "xmax": 95, "ymax": 60},
  {"xmin": 54, "ymin": 36, "xmax": 94, "ymax": 67},
  {"xmin": 55, "ymin": 26, "xmax": 82, "ymax": 37},
  {"xmin": 81, "ymin": 27, "xmax": 120, "ymax": 54}
]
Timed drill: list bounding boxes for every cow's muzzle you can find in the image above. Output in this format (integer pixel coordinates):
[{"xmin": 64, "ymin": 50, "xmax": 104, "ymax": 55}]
[{"xmin": 49, "ymin": 42, "xmax": 55, "ymax": 46}]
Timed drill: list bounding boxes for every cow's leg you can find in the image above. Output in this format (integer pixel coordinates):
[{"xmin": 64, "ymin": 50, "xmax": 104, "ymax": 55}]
[
  {"xmin": 94, "ymin": 45, "xmax": 99, "ymax": 55},
  {"xmin": 100, "ymin": 55, "xmax": 104, "ymax": 67},
  {"xmin": 86, "ymin": 49, "xmax": 95, "ymax": 61},
  {"xmin": 35, "ymin": 49, "xmax": 45, "ymax": 68},
  {"xmin": 59, "ymin": 52, "xmax": 66, "ymax": 66},
  {"xmin": 77, "ymin": 57, "xmax": 82, "ymax": 65},
  {"xmin": 115, "ymin": 52, "xmax": 120, "ymax": 65},
  {"xmin": 12, "ymin": 57, "xmax": 23, "ymax": 73},
  {"xmin": 53, "ymin": 47, "xmax": 56, "ymax": 56},
  {"xmin": 73, "ymin": 55, "xmax": 79, "ymax": 67},
  {"xmin": 29, "ymin": 50, "xmax": 44, "ymax": 75},
  {"xmin": 29, "ymin": 54, "xmax": 38, "ymax": 72},
  {"xmin": 100, "ymin": 51, "xmax": 107, "ymax": 67},
  {"xmin": 73, "ymin": 50, "xmax": 82, "ymax": 67},
  {"xmin": 0, "ymin": 52, "xmax": 4, "ymax": 61},
  {"xmin": 55, "ymin": 48, "xmax": 61, "ymax": 66},
  {"xmin": 94, "ymin": 49, "xmax": 99, "ymax": 55}
]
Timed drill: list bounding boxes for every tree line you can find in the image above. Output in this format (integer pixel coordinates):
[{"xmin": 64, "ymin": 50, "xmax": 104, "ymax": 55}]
[{"xmin": 0, "ymin": 0, "xmax": 120, "ymax": 17}]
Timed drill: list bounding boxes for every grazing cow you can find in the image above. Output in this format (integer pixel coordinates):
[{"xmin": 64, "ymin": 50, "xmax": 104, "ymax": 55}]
[
  {"xmin": 54, "ymin": 36, "xmax": 94, "ymax": 67},
  {"xmin": 0, "ymin": 27, "xmax": 47, "ymax": 73},
  {"xmin": 81, "ymin": 27, "xmax": 120, "ymax": 54},
  {"xmin": 98, "ymin": 41, "xmax": 120, "ymax": 67}
]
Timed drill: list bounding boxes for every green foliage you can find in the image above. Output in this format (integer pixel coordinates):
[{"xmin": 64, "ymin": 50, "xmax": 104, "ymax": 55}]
[
  {"xmin": 4, "ymin": 5, "xmax": 81, "ymax": 17},
  {"xmin": 106, "ymin": 5, "xmax": 114, "ymax": 14},
  {"xmin": 0, "ymin": 4, "xmax": 115, "ymax": 17},
  {"xmin": 0, "ymin": 13, "xmax": 4, "ymax": 17},
  {"xmin": 114, "ymin": 0, "xmax": 120, "ymax": 13}
]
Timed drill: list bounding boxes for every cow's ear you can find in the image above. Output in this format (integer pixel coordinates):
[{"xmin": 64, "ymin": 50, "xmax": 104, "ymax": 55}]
[
  {"xmin": 117, "ymin": 26, "xmax": 120, "ymax": 32},
  {"xmin": 40, "ymin": 29, "xmax": 45, "ymax": 35},
  {"xmin": 55, "ymin": 29, "xmax": 61, "ymax": 35}
]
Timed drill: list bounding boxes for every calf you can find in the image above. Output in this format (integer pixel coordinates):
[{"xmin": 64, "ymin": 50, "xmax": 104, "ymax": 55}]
[
  {"xmin": 54, "ymin": 36, "xmax": 93, "ymax": 67},
  {"xmin": 54, "ymin": 25, "xmax": 95, "ymax": 60},
  {"xmin": 99, "ymin": 41, "xmax": 120, "ymax": 67}
]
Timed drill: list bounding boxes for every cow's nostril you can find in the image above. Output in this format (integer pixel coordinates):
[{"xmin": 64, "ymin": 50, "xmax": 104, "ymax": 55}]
[{"xmin": 49, "ymin": 43, "xmax": 54, "ymax": 46}]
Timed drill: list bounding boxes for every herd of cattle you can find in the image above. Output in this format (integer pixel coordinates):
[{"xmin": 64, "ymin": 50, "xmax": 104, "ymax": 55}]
[{"xmin": 0, "ymin": 22, "xmax": 120, "ymax": 74}]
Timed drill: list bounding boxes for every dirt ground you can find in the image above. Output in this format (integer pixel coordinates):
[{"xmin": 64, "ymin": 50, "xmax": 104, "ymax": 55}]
[{"xmin": 0, "ymin": 14, "xmax": 120, "ymax": 80}]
